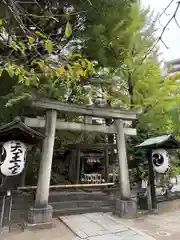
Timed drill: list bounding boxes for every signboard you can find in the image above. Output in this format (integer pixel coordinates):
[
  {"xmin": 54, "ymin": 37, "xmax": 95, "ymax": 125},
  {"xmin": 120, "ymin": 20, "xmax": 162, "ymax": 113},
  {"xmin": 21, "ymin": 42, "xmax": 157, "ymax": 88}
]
[{"xmin": 0, "ymin": 141, "xmax": 27, "ymax": 176}]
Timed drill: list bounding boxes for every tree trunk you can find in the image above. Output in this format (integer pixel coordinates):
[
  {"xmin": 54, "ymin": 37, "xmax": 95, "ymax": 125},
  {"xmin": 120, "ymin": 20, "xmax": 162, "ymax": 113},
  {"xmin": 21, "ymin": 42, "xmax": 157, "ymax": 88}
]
[{"xmin": 127, "ymin": 72, "xmax": 134, "ymax": 109}]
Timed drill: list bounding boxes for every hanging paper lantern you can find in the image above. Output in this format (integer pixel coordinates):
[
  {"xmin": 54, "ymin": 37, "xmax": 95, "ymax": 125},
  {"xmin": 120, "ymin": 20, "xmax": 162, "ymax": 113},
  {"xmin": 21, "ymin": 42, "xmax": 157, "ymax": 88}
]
[
  {"xmin": 0, "ymin": 140, "xmax": 27, "ymax": 176},
  {"xmin": 152, "ymin": 148, "xmax": 170, "ymax": 174}
]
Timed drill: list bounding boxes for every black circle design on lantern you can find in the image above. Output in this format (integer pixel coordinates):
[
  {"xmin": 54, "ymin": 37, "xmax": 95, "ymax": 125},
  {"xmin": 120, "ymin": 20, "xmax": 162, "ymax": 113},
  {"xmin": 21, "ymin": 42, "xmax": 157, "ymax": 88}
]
[
  {"xmin": 0, "ymin": 146, "xmax": 6, "ymax": 166},
  {"xmin": 152, "ymin": 153, "xmax": 164, "ymax": 166}
]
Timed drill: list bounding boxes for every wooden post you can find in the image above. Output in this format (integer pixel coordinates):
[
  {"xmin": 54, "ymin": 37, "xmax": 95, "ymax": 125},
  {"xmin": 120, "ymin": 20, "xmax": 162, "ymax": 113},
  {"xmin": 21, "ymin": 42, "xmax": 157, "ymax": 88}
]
[
  {"xmin": 147, "ymin": 149, "xmax": 157, "ymax": 211},
  {"xmin": 20, "ymin": 165, "xmax": 27, "ymax": 187},
  {"xmin": 71, "ymin": 150, "xmax": 76, "ymax": 183},
  {"xmin": 20, "ymin": 146, "xmax": 32, "ymax": 187},
  {"xmin": 69, "ymin": 150, "xmax": 74, "ymax": 183},
  {"xmin": 35, "ymin": 110, "xmax": 57, "ymax": 207},
  {"xmin": 115, "ymin": 119, "xmax": 131, "ymax": 199},
  {"xmin": 76, "ymin": 149, "xmax": 81, "ymax": 184},
  {"xmin": 104, "ymin": 148, "xmax": 109, "ymax": 182}
]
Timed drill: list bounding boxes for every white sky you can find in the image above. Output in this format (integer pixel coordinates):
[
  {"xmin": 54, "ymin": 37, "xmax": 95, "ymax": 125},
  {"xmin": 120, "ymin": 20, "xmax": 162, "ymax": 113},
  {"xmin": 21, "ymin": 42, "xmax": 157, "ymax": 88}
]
[{"xmin": 142, "ymin": 0, "xmax": 180, "ymax": 61}]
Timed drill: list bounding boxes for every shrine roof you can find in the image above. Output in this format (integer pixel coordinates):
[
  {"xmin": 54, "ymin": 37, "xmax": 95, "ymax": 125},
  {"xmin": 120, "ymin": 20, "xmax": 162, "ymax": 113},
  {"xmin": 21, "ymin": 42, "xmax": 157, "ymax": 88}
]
[
  {"xmin": 0, "ymin": 117, "xmax": 45, "ymax": 144},
  {"xmin": 136, "ymin": 134, "xmax": 180, "ymax": 149}
]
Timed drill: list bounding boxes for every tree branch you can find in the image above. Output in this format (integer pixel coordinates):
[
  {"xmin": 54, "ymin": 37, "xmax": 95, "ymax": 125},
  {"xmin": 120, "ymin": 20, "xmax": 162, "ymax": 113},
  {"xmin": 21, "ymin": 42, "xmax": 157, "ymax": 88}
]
[
  {"xmin": 157, "ymin": 1, "xmax": 180, "ymax": 49},
  {"xmin": 133, "ymin": 0, "xmax": 180, "ymax": 74}
]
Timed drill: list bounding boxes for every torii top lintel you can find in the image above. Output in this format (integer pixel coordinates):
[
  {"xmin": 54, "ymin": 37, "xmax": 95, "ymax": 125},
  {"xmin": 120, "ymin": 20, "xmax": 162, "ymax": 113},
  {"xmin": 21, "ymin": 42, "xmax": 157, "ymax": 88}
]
[{"xmin": 32, "ymin": 98, "xmax": 142, "ymax": 120}]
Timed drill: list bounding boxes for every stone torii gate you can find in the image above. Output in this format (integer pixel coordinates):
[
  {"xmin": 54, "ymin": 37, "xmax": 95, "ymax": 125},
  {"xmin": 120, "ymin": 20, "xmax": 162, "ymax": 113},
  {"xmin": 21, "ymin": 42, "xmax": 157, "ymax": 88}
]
[{"xmin": 25, "ymin": 98, "xmax": 141, "ymax": 227}]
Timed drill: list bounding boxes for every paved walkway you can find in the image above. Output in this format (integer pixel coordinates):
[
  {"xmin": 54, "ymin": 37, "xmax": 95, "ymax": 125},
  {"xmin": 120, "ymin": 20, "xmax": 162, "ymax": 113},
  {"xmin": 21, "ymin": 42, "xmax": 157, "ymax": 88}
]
[
  {"xmin": 59, "ymin": 213, "xmax": 155, "ymax": 240},
  {"xmin": 121, "ymin": 209, "xmax": 180, "ymax": 239},
  {"xmin": 5, "ymin": 209, "xmax": 180, "ymax": 240}
]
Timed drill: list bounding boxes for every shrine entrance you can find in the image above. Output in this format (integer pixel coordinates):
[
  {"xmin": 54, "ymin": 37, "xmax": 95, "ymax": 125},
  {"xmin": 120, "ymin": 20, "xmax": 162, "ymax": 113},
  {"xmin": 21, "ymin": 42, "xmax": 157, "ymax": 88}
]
[
  {"xmin": 0, "ymin": 98, "xmax": 141, "ymax": 230},
  {"xmin": 22, "ymin": 98, "xmax": 141, "ymax": 227}
]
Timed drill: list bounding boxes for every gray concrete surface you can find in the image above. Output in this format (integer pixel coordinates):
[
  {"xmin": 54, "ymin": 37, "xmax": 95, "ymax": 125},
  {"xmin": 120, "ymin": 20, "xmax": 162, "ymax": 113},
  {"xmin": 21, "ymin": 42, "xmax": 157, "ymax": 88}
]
[
  {"xmin": 59, "ymin": 212, "xmax": 155, "ymax": 240},
  {"xmin": 4, "ymin": 206, "xmax": 180, "ymax": 240},
  {"xmin": 120, "ymin": 207, "xmax": 180, "ymax": 240},
  {"xmin": 1, "ymin": 219, "xmax": 75, "ymax": 240}
]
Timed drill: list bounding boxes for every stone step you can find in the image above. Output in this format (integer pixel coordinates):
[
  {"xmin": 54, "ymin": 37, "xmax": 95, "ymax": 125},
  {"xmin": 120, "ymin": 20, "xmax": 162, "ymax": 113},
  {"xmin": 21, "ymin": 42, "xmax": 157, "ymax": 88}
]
[
  {"xmin": 4, "ymin": 205, "xmax": 113, "ymax": 223},
  {"xmin": 0, "ymin": 204, "xmax": 114, "ymax": 225},
  {"xmin": 12, "ymin": 197, "xmax": 33, "ymax": 204},
  {"xmin": 1, "ymin": 199, "xmax": 114, "ymax": 215},
  {"xmin": 9, "ymin": 202, "xmax": 33, "ymax": 210},
  {"xmin": 0, "ymin": 194, "xmax": 33, "ymax": 201},
  {"xmin": 0, "ymin": 209, "xmax": 28, "ymax": 223},
  {"xmin": 51, "ymin": 200, "xmax": 115, "ymax": 209},
  {"xmin": 48, "ymin": 191, "xmax": 110, "ymax": 202},
  {"xmin": 0, "ymin": 191, "xmax": 115, "ymax": 224},
  {"xmin": 7, "ymin": 199, "xmax": 113, "ymax": 210},
  {"xmin": 6, "ymin": 201, "xmax": 114, "ymax": 216},
  {"xmin": 53, "ymin": 206, "xmax": 113, "ymax": 217},
  {"xmin": 1, "ymin": 190, "xmax": 111, "ymax": 203},
  {"xmin": 0, "ymin": 200, "xmax": 33, "ymax": 211}
]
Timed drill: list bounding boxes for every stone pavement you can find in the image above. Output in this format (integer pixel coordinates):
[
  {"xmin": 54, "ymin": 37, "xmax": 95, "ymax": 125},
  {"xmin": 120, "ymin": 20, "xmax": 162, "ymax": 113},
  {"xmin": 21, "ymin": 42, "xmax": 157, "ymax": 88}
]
[
  {"xmin": 120, "ymin": 208, "xmax": 180, "ymax": 240},
  {"xmin": 59, "ymin": 212, "xmax": 155, "ymax": 240},
  {"xmin": 5, "ymin": 208, "xmax": 180, "ymax": 240}
]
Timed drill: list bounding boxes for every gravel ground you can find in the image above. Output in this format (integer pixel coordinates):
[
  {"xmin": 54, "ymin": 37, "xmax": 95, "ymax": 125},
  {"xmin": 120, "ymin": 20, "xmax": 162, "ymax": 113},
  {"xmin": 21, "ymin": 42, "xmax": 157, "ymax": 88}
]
[{"xmin": 1, "ymin": 219, "xmax": 75, "ymax": 240}]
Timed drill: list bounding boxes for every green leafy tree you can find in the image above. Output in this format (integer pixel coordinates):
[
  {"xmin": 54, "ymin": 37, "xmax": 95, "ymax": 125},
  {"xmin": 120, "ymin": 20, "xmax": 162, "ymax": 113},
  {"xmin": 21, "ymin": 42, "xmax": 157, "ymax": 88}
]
[
  {"xmin": 101, "ymin": 4, "xmax": 180, "ymax": 130},
  {"xmin": 1, "ymin": 0, "xmax": 180, "ymax": 185},
  {"xmin": 92, "ymin": 4, "xmax": 180, "ymax": 177},
  {"xmin": 78, "ymin": 0, "xmax": 136, "ymax": 68},
  {"xmin": 0, "ymin": 0, "xmax": 138, "ymax": 106}
]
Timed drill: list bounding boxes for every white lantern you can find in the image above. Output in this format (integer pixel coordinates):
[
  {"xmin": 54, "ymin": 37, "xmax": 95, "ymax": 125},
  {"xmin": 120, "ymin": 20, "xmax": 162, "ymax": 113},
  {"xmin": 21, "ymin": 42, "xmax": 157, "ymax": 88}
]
[
  {"xmin": 0, "ymin": 140, "xmax": 27, "ymax": 176},
  {"xmin": 152, "ymin": 148, "xmax": 170, "ymax": 174}
]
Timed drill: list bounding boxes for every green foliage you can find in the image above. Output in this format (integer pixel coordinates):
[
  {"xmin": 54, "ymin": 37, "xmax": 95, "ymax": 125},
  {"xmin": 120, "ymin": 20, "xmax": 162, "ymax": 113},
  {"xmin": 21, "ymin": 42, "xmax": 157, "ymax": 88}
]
[
  {"xmin": 100, "ymin": 5, "xmax": 180, "ymax": 133},
  {"xmin": 129, "ymin": 165, "xmax": 148, "ymax": 185},
  {"xmin": 127, "ymin": 120, "xmax": 152, "ymax": 164},
  {"xmin": 44, "ymin": 40, "xmax": 53, "ymax": 54},
  {"xmin": 1, "ymin": 0, "xmax": 180, "ymax": 185},
  {"xmin": 78, "ymin": 0, "xmax": 136, "ymax": 67},
  {"xmin": 0, "ymin": 36, "xmax": 97, "ymax": 106},
  {"xmin": 26, "ymin": 148, "xmax": 41, "ymax": 185},
  {"xmin": 0, "ymin": 0, "xmax": 139, "ymax": 107},
  {"xmin": 93, "ymin": 4, "xmax": 180, "ymax": 173},
  {"xmin": 65, "ymin": 21, "xmax": 72, "ymax": 38}
]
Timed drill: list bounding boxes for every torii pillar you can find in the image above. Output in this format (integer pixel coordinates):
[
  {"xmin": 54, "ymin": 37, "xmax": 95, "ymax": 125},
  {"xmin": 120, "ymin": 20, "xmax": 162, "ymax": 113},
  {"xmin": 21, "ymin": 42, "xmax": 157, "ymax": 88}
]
[
  {"xmin": 27, "ymin": 110, "xmax": 57, "ymax": 227},
  {"xmin": 114, "ymin": 119, "xmax": 137, "ymax": 218}
]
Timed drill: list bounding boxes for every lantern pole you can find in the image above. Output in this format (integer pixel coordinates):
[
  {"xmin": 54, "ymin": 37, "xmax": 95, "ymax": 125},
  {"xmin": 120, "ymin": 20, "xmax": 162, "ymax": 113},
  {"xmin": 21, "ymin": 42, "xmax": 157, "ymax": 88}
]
[{"xmin": 147, "ymin": 149, "xmax": 158, "ymax": 212}]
